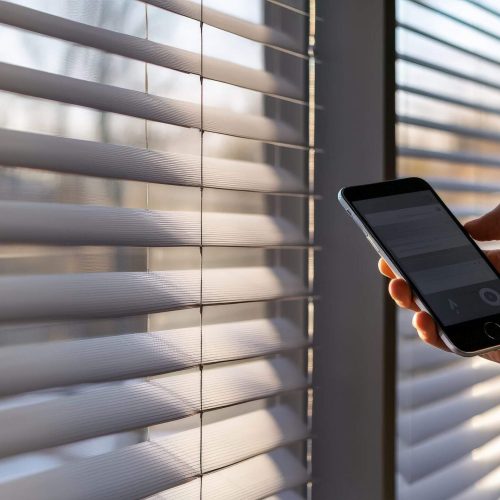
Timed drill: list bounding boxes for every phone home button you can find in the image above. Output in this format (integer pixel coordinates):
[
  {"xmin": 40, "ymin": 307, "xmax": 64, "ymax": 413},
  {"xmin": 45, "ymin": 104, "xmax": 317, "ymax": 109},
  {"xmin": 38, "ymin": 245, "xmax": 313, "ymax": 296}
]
[{"xmin": 484, "ymin": 322, "xmax": 500, "ymax": 341}]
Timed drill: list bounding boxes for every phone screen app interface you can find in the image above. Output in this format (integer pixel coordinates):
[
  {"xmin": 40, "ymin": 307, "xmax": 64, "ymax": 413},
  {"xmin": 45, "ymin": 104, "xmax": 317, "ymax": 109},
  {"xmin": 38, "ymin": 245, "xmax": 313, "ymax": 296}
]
[{"xmin": 354, "ymin": 191, "xmax": 500, "ymax": 325}]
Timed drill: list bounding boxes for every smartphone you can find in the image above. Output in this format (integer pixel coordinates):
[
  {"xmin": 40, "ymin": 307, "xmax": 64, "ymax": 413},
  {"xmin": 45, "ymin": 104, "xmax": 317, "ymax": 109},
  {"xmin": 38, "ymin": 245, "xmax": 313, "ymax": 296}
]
[{"xmin": 339, "ymin": 177, "xmax": 500, "ymax": 356}]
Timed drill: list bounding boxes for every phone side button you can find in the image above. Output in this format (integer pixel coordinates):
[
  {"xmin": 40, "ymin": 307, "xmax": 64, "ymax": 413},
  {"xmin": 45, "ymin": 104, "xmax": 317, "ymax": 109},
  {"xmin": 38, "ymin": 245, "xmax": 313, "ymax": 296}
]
[{"xmin": 484, "ymin": 322, "xmax": 500, "ymax": 341}]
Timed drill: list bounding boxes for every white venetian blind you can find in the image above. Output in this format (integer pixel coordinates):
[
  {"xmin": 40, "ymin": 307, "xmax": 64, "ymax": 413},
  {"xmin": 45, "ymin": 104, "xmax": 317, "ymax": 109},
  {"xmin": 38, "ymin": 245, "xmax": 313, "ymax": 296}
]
[
  {"xmin": 396, "ymin": 0, "xmax": 500, "ymax": 498},
  {"xmin": 0, "ymin": 0, "xmax": 315, "ymax": 498}
]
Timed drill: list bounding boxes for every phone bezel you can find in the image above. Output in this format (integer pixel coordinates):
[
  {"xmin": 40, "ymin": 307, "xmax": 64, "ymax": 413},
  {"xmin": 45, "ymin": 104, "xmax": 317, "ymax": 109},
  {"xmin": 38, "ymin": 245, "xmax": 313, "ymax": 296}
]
[{"xmin": 340, "ymin": 177, "xmax": 500, "ymax": 355}]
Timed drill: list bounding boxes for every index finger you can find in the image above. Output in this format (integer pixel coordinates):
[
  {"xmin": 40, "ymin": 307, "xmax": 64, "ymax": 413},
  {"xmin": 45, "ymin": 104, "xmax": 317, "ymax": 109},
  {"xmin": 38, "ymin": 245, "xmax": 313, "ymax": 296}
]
[{"xmin": 378, "ymin": 258, "xmax": 396, "ymax": 279}]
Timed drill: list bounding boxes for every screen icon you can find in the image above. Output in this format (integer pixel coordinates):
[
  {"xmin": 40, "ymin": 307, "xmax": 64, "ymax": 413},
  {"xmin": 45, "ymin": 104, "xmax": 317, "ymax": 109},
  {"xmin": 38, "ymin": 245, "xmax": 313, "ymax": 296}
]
[
  {"xmin": 479, "ymin": 288, "xmax": 500, "ymax": 306},
  {"xmin": 448, "ymin": 298, "xmax": 460, "ymax": 314}
]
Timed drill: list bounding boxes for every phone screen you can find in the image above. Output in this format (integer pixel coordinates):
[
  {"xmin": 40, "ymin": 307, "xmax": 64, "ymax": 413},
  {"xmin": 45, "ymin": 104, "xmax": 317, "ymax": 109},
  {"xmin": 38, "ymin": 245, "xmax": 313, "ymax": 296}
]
[{"xmin": 353, "ymin": 190, "xmax": 500, "ymax": 326}]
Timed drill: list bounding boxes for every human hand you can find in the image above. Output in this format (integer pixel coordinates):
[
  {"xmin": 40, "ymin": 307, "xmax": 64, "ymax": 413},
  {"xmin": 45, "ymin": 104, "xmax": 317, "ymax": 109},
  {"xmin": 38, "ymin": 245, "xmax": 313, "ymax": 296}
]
[{"xmin": 379, "ymin": 204, "xmax": 500, "ymax": 362}]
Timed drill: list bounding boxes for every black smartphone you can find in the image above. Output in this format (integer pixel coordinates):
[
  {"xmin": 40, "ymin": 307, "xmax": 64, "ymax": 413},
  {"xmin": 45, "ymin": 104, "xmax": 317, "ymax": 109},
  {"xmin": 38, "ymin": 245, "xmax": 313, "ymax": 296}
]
[{"xmin": 339, "ymin": 177, "xmax": 500, "ymax": 356}]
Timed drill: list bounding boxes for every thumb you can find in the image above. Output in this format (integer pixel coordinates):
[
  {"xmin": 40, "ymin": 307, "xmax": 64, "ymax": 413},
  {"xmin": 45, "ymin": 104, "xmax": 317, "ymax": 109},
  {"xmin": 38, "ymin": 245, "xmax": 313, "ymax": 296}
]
[{"xmin": 464, "ymin": 204, "xmax": 500, "ymax": 241}]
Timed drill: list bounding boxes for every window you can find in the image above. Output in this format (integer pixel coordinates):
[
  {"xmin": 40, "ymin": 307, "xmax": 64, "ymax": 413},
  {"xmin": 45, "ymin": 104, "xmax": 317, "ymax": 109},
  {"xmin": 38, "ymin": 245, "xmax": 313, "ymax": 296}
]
[
  {"xmin": 396, "ymin": 0, "xmax": 500, "ymax": 498},
  {"xmin": 0, "ymin": 0, "xmax": 315, "ymax": 498}
]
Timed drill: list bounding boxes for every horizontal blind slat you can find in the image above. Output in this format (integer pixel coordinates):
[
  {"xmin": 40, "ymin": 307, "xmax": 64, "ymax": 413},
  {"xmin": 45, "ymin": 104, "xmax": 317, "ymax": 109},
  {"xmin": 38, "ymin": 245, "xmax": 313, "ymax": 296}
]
[
  {"xmin": 203, "ymin": 267, "xmax": 306, "ymax": 305},
  {"xmin": 142, "ymin": 0, "xmax": 304, "ymax": 54},
  {"xmin": 0, "ymin": 271, "xmax": 200, "ymax": 321},
  {"xmin": 201, "ymin": 405, "xmax": 308, "ymax": 472},
  {"xmin": 398, "ymin": 147, "xmax": 500, "ymax": 169},
  {"xmin": 399, "ymin": 408, "xmax": 500, "ymax": 482},
  {"xmin": 203, "ymin": 357, "xmax": 307, "ymax": 409},
  {"xmin": 203, "ymin": 56, "xmax": 303, "ymax": 101},
  {"xmin": 0, "ymin": 328, "xmax": 200, "ymax": 396},
  {"xmin": 265, "ymin": 492, "xmax": 305, "ymax": 500},
  {"xmin": 203, "ymin": 155, "xmax": 306, "ymax": 193},
  {"xmin": 398, "ymin": 84, "xmax": 500, "ymax": 117},
  {"xmin": 398, "ymin": 115, "xmax": 500, "ymax": 143},
  {"xmin": 0, "ymin": 358, "xmax": 305, "ymax": 456},
  {"xmin": 203, "ymin": 317, "xmax": 307, "ymax": 363},
  {"xmin": 398, "ymin": 337, "xmax": 456, "ymax": 372},
  {"xmin": 203, "ymin": 212, "xmax": 306, "ymax": 246},
  {"xmin": 397, "ymin": 53, "xmax": 500, "ymax": 92},
  {"xmin": 149, "ymin": 451, "xmax": 309, "ymax": 500},
  {"xmin": 450, "ymin": 464, "xmax": 500, "ymax": 500},
  {"xmin": 397, "ymin": 439, "xmax": 500, "ymax": 500},
  {"xmin": 0, "ymin": 63, "xmax": 303, "ymax": 146},
  {"xmin": 0, "ymin": 374, "xmax": 200, "ymax": 458},
  {"xmin": 0, "ymin": 267, "xmax": 306, "ymax": 321},
  {"xmin": 399, "ymin": 375, "xmax": 500, "ymax": 445},
  {"xmin": 149, "ymin": 407, "xmax": 307, "ymax": 498},
  {"xmin": 0, "ymin": 431, "xmax": 200, "ymax": 500},
  {"xmin": 0, "ymin": 408, "xmax": 307, "ymax": 499},
  {"xmin": 0, "ymin": 129, "xmax": 306, "ymax": 193},
  {"xmin": 464, "ymin": 0, "xmax": 500, "ymax": 17},
  {"xmin": 203, "ymin": 104, "xmax": 303, "ymax": 146},
  {"xmin": 0, "ymin": 128, "xmax": 202, "ymax": 185},
  {"xmin": 0, "ymin": 317, "xmax": 306, "ymax": 396},
  {"xmin": 0, "ymin": 62, "xmax": 200, "ymax": 127},
  {"xmin": 0, "ymin": 1, "xmax": 302, "ymax": 100},
  {"xmin": 397, "ymin": 21, "xmax": 500, "ymax": 68},
  {"xmin": 398, "ymin": 360, "xmax": 500, "ymax": 409},
  {"xmin": 0, "ymin": 202, "xmax": 200, "ymax": 246},
  {"xmin": 0, "ymin": 201, "xmax": 308, "ymax": 247},
  {"xmin": 0, "ymin": 0, "xmax": 201, "ymax": 71},
  {"xmin": 407, "ymin": 0, "xmax": 500, "ymax": 43},
  {"xmin": 426, "ymin": 177, "xmax": 500, "ymax": 193},
  {"xmin": 202, "ymin": 448, "xmax": 308, "ymax": 500}
]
